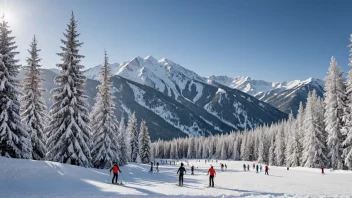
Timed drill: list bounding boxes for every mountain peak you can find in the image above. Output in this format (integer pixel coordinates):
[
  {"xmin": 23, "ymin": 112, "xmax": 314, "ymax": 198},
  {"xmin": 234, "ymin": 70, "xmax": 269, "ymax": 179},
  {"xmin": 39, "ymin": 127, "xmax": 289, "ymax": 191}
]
[{"xmin": 144, "ymin": 55, "xmax": 158, "ymax": 63}]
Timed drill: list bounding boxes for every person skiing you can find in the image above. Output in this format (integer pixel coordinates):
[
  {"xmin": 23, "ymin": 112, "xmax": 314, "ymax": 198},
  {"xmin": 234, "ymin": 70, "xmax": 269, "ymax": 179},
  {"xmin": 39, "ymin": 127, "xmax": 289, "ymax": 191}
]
[
  {"xmin": 265, "ymin": 165, "xmax": 269, "ymax": 175},
  {"xmin": 260, "ymin": 164, "xmax": 262, "ymax": 172},
  {"xmin": 207, "ymin": 165, "xmax": 216, "ymax": 187},
  {"xmin": 225, "ymin": 164, "xmax": 227, "ymax": 170},
  {"xmin": 191, "ymin": 165, "xmax": 195, "ymax": 175},
  {"xmin": 253, "ymin": 163, "xmax": 255, "ymax": 170},
  {"xmin": 256, "ymin": 164, "xmax": 259, "ymax": 173},
  {"xmin": 247, "ymin": 164, "xmax": 250, "ymax": 171},
  {"xmin": 110, "ymin": 163, "xmax": 122, "ymax": 184},
  {"xmin": 320, "ymin": 165, "xmax": 325, "ymax": 175},
  {"xmin": 156, "ymin": 162, "xmax": 159, "ymax": 172},
  {"xmin": 221, "ymin": 163, "xmax": 224, "ymax": 171},
  {"xmin": 149, "ymin": 162, "xmax": 153, "ymax": 173},
  {"xmin": 243, "ymin": 164, "xmax": 246, "ymax": 171},
  {"xmin": 177, "ymin": 163, "xmax": 186, "ymax": 186}
]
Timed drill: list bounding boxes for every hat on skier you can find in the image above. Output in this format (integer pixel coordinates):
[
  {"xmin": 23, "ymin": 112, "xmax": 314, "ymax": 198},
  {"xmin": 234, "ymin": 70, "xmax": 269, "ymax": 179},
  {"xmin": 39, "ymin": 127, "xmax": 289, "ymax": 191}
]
[{"xmin": 181, "ymin": 163, "xmax": 184, "ymax": 166}]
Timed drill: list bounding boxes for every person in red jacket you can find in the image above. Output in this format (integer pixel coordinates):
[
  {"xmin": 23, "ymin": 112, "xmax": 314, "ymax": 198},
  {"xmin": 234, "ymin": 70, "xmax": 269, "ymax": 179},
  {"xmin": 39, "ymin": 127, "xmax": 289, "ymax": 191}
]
[
  {"xmin": 320, "ymin": 165, "xmax": 325, "ymax": 175},
  {"xmin": 207, "ymin": 166, "xmax": 216, "ymax": 187},
  {"xmin": 110, "ymin": 163, "xmax": 122, "ymax": 184},
  {"xmin": 265, "ymin": 165, "xmax": 269, "ymax": 175}
]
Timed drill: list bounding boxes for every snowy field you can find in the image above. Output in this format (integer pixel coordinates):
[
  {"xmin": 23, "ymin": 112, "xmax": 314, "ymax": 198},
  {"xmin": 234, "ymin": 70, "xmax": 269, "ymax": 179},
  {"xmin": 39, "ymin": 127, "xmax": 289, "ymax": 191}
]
[{"xmin": 1, "ymin": 157, "xmax": 352, "ymax": 198}]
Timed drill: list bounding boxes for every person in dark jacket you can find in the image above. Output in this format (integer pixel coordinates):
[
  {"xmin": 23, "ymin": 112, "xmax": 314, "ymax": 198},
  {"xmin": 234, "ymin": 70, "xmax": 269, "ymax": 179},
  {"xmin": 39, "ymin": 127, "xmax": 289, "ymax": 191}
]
[
  {"xmin": 110, "ymin": 163, "xmax": 122, "ymax": 184},
  {"xmin": 191, "ymin": 165, "xmax": 195, "ymax": 175},
  {"xmin": 177, "ymin": 163, "xmax": 186, "ymax": 186},
  {"xmin": 243, "ymin": 164, "xmax": 246, "ymax": 171},
  {"xmin": 149, "ymin": 162, "xmax": 153, "ymax": 172}
]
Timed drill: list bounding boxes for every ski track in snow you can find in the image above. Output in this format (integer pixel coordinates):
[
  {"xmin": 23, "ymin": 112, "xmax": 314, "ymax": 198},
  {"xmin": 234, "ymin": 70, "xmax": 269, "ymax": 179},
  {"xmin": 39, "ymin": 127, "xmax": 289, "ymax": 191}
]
[{"xmin": 1, "ymin": 157, "xmax": 352, "ymax": 198}]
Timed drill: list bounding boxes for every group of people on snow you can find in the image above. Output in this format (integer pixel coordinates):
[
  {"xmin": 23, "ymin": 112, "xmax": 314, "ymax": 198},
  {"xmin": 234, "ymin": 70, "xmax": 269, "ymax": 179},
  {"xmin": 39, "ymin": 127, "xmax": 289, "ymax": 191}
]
[{"xmin": 243, "ymin": 163, "xmax": 268, "ymax": 174}]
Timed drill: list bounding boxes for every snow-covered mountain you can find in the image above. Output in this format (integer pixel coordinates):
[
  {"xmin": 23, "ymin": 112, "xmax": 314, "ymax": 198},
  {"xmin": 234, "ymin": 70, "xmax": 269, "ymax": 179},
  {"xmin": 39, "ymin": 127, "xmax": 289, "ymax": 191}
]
[
  {"xmin": 209, "ymin": 75, "xmax": 325, "ymax": 115},
  {"xmin": 17, "ymin": 56, "xmax": 288, "ymax": 140}
]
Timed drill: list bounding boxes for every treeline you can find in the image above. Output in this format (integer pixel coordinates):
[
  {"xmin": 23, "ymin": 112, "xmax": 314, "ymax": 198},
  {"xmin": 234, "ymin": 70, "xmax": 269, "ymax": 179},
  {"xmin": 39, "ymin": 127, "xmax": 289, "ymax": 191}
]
[
  {"xmin": 152, "ymin": 56, "xmax": 352, "ymax": 170},
  {"xmin": 0, "ymin": 13, "xmax": 152, "ymax": 168}
]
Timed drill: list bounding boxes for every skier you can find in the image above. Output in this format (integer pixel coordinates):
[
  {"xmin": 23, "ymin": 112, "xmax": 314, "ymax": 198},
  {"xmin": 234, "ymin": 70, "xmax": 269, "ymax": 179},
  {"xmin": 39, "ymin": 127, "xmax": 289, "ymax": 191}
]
[
  {"xmin": 110, "ymin": 163, "xmax": 122, "ymax": 184},
  {"xmin": 243, "ymin": 164, "xmax": 246, "ymax": 171},
  {"xmin": 225, "ymin": 164, "xmax": 227, "ymax": 170},
  {"xmin": 320, "ymin": 165, "xmax": 325, "ymax": 175},
  {"xmin": 191, "ymin": 165, "xmax": 195, "ymax": 175},
  {"xmin": 253, "ymin": 163, "xmax": 255, "ymax": 170},
  {"xmin": 265, "ymin": 165, "xmax": 269, "ymax": 175},
  {"xmin": 149, "ymin": 162, "xmax": 153, "ymax": 173},
  {"xmin": 177, "ymin": 163, "xmax": 186, "ymax": 186},
  {"xmin": 156, "ymin": 162, "xmax": 159, "ymax": 172},
  {"xmin": 207, "ymin": 165, "xmax": 216, "ymax": 187},
  {"xmin": 260, "ymin": 164, "xmax": 262, "ymax": 172},
  {"xmin": 256, "ymin": 164, "xmax": 259, "ymax": 173},
  {"xmin": 221, "ymin": 163, "xmax": 224, "ymax": 171},
  {"xmin": 247, "ymin": 164, "xmax": 250, "ymax": 171}
]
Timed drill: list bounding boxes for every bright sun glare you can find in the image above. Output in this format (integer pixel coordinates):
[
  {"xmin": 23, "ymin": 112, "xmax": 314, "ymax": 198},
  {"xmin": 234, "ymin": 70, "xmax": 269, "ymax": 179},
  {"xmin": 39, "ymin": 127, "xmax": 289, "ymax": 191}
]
[{"xmin": 0, "ymin": 1, "xmax": 17, "ymax": 27}]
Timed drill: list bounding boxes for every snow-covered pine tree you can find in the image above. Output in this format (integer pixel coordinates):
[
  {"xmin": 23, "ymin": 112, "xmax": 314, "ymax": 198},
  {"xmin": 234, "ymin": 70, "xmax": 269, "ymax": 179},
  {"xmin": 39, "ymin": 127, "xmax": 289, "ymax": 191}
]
[
  {"xmin": 126, "ymin": 112, "xmax": 138, "ymax": 162},
  {"xmin": 302, "ymin": 91, "xmax": 328, "ymax": 168},
  {"xmin": 257, "ymin": 131, "xmax": 266, "ymax": 164},
  {"xmin": 118, "ymin": 117, "xmax": 128, "ymax": 165},
  {"xmin": 289, "ymin": 119, "xmax": 301, "ymax": 167},
  {"xmin": 20, "ymin": 35, "xmax": 48, "ymax": 160},
  {"xmin": 220, "ymin": 139, "xmax": 227, "ymax": 160},
  {"xmin": 269, "ymin": 129, "xmax": 276, "ymax": 165},
  {"xmin": 233, "ymin": 135, "xmax": 241, "ymax": 160},
  {"xmin": 187, "ymin": 136, "xmax": 196, "ymax": 159},
  {"xmin": 46, "ymin": 13, "xmax": 91, "ymax": 167},
  {"xmin": 0, "ymin": 16, "xmax": 32, "ymax": 158},
  {"xmin": 296, "ymin": 102, "xmax": 305, "ymax": 165},
  {"xmin": 90, "ymin": 51, "xmax": 120, "ymax": 168},
  {"xmin": 342, "ymin": 34, "xmax": 352, "ymax": 170},
  {"xmin": 275, "ymin": 124, "xmax": 285, "ymax": 166},
  {"xmin": 324, "ymin": 57, "xmax": 346, "ymax": 170},
  {"xmin": 240, "ymin": 132, "xmax": 248, "ymax": 161},
  {"xmin": 138, "ymin": 120, "xmax": 151, "ymax": 164}
]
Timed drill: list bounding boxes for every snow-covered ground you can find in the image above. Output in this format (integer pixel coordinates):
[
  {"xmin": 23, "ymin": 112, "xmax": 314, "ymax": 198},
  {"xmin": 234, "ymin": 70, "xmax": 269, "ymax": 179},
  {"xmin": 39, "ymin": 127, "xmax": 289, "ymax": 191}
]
[{"xmin": 1, "ymin": 157, "xmax": 352, "ymax": 198}]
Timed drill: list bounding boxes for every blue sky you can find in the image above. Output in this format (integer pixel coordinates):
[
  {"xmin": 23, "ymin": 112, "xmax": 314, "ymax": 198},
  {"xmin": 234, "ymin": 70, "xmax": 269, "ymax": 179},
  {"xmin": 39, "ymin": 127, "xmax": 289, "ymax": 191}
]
[{"xmin": 1, "ymin": 0, "xmax": 352, "ymax": 81}]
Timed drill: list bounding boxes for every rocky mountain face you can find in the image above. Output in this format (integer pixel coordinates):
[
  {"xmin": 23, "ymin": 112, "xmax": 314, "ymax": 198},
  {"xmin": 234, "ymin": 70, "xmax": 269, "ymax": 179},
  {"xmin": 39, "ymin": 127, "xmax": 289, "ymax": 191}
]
[
  {"xmin": 209, "ymin": 75, "xmax": 325, "ymax": 115},
  {"xmin": 26, "ymin": 56, "xmax": 288, "ymax": 140}
]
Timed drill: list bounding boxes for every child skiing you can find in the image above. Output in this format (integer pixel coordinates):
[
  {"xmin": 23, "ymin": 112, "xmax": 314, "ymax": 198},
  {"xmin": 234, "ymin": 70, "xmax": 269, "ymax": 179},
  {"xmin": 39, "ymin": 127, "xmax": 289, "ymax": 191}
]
[
  {"xmin": 265, "ymin": 165, "xmax": 269, "ymax": 175},
  {"xmin": 191, "ymin": 165, "xmax": 195, "ymax": 175},
  {"xmin": 177, "ymin": 163, "xmax": 186, "ymax": 186},
  {"xmin": 256, "ymin": 164, "xmax": 259, "ymax": 173},
  {"xmin": 110, "ymin": 163, "xmax": 122, "ymax": 184},
  {"xmin": 207, "ymin": 165, "xmax": 216, "ymax": 187}
]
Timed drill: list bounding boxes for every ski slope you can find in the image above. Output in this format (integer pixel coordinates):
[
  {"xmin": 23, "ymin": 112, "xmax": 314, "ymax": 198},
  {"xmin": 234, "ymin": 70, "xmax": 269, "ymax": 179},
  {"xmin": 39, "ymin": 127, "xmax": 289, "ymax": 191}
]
[{"xmin": 0, "ymin": 157, "xmax": 352, "ymax": 198}]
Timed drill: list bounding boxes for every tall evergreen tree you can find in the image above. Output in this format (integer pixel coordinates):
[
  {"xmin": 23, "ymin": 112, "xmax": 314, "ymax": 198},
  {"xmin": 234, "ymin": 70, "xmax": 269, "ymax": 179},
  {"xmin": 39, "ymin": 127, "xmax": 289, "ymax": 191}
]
[
  {"xmin": 275, "ymin": 124, "xmax": 285, "ymax": 166},
  {"xmin": 118, "ymin": 117, "xmax": 128, "ymax": 165},
  {"xmin": 46, "ymin": 13, "xmax": 91, "ymax": 167},
  {"xmin": 126, "ymin": 112, "xmax": 138, "ymax": 162},
  {"xmin": 302, "ymin": 91, "xmax": 328, "ymax": 168},
  {"xmin": 90, "ymin": 51, "xmax": 120, "ymax": 168},
  {"xmin": 342, "ymin": 34, "xmax": 352, "ymax": 169},
  {"xmin": 269, "ymin": 131, "xmax": 276, "ymax": 165},
  {"xmin": 324, "ymin": 57, "xmax": 345, "ymax": 170},
  {"xmin": 20, "ymin": 36, "xmax": 48, "ymax": 160},
  {"xmin": 0, "ymin": 16, "xmax": 32, "ymax": 158},
  {"xmin": 138, "ymin": 120, "xmax": 151, "ymax": 164}
]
